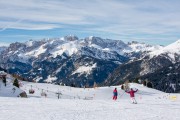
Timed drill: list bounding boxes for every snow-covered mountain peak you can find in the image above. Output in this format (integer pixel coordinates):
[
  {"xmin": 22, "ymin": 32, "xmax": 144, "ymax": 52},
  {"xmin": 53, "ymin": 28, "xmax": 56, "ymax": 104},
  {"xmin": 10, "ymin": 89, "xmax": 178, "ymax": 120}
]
[
  {"xmin": 149, "ymin": 39, "xmax": 180, "ymax": 62},
  {"xmin": 165, "ymin": 39, "xmax": 180, "ymax": 50},
  {"xmin": 150, "ymin": 40, "xmax": 180, "ymax": 55}
]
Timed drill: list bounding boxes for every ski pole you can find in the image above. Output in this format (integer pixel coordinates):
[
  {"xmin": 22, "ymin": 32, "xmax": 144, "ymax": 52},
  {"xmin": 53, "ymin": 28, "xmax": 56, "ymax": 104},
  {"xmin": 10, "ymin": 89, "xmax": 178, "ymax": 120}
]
[{"xmin": 119, "ymin": 91, "xmax": 125, "ymax": 98}]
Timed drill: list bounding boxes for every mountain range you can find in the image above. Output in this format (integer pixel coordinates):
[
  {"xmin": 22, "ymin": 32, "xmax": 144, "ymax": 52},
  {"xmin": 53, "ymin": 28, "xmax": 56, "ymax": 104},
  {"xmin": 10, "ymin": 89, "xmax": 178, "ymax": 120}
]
[{"xmin": 0, "ymin": 35, "xmax": 179, "ymax": 92}]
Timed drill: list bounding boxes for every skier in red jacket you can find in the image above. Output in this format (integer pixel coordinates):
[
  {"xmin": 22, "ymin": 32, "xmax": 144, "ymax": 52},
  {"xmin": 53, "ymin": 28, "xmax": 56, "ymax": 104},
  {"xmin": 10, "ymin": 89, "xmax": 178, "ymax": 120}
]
[
  {"xmin": 113, "ymin": 88, "xmax": 118, "ymax": 100},
  {"xmin": 126, "ymin": 88, "xmax": 138, "ymax": 104}
]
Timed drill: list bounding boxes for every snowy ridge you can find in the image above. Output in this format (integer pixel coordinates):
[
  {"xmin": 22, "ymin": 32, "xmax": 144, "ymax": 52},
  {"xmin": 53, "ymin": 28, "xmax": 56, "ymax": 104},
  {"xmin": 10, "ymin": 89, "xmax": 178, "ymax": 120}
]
[
  {"xmin": 149, "ymin": 39, "xmax": 180, "ymax": 61},
  {"xmin": 25, "ymin": 44, "xmax": 47, "ymax": 57},
  {"xmin": 50, "ymin": 40, "xmax": 79, "ymax": 58},
  {"xmin": 24, "ymin": 36, "xmax": 80, "ymax": 58}
]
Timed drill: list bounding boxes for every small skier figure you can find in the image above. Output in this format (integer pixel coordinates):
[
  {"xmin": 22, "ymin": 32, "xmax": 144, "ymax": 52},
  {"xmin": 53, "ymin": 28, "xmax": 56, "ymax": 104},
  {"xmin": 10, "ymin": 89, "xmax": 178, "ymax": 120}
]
[
  {"xmin": 113, "ymin": 88, "xmax": 118, "ymax": 100},
  {"xmin": 126, "ymin": 88, "xmax": 138, "ymax": 104}
]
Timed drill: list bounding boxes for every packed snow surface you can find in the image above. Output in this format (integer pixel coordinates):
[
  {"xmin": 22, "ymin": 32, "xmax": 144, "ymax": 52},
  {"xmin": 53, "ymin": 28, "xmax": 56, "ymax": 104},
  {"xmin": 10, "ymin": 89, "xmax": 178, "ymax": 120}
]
[{"xmin": 0, "ymin": 82, "xmax": 180, "ymax": 120}]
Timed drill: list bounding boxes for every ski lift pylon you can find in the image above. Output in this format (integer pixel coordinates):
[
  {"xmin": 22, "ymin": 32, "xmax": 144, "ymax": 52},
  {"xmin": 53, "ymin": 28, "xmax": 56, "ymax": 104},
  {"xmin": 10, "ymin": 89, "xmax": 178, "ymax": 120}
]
[{"xmin": 29, "ymin": 85, "xmax": 35, "ymax": 94}]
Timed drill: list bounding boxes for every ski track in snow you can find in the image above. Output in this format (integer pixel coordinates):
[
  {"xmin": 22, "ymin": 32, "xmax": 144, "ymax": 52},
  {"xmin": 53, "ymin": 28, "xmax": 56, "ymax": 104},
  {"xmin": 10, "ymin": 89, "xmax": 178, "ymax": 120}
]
[{"xmin": 0, "ymin": 82, "xmax": 180, "ymax": 120}]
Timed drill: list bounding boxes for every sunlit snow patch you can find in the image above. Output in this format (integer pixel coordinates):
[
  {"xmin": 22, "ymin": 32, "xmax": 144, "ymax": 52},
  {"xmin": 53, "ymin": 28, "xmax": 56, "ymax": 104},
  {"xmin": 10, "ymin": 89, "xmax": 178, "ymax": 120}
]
[
  {"xmin": 44, "ymin": 75, "xmax": 57, "ymax": 83},
  {"xmin": 72, "ymin": 63, "xmax": 96, "ymax": 75}
]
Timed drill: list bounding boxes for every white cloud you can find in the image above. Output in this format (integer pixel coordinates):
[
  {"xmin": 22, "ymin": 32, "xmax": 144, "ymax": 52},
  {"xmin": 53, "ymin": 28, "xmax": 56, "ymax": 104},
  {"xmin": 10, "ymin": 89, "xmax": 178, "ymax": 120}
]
[
  {"xmin": 0, "ymin": 20, "xmax": 61, "ymax": 31},
  {"xmin": 0, "ymin": 0, "xmax": 180, "ymax": 44},
  {"xmin": 0, "ymin": 0, "xmax": 180, "ymax": 31}
]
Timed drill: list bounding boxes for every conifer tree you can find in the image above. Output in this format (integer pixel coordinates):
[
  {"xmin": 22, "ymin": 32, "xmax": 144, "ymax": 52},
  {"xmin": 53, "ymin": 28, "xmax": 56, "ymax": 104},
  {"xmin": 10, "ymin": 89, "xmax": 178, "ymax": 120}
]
[
  {"xmin": 147, "ymin": 82, "xmax": 153, "ymax": 88},
  {"xmin": 13, "ymin": 78, "xmax": 19, "ymax": 88},
  {"xmin": 121, "ymin": 84, "xmax": 124, "ymax": 90},
  {"xmin": 143, "ymin": 80, "xmax": 147, "ymax": 86},
  {"xmin": 2, "ymin": 76, "xmax": 7, "ymax": 86}
]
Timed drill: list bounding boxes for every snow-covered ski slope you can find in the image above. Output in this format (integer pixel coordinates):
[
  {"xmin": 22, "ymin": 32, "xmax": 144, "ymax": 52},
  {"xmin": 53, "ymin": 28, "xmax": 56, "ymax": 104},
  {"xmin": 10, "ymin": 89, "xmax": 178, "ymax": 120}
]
[
  {"xmin": 0, "ymin": 82, "xmax": 180, "ymax": 120},
  {"xmin": 21, "ymin": 82, "xmax": 164, "ymax": 100}
]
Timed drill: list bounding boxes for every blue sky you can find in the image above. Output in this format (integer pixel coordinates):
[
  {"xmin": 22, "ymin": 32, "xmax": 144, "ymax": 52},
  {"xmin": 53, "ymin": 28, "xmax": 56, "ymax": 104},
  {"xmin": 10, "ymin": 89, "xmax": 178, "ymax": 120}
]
[{"xmin": 0, "ymin": 0, "xmax": 180, "ymax": 46}]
